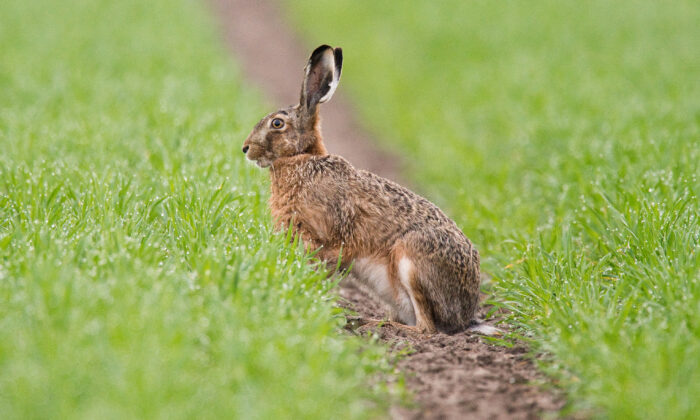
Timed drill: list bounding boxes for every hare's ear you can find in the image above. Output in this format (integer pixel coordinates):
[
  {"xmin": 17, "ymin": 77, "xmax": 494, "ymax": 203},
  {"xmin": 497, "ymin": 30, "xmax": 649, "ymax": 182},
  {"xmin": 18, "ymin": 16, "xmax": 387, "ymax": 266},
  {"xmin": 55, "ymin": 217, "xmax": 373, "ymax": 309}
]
[{"xmin": 300, "ymin": 45, "xmax": 343, "ymax": 113}]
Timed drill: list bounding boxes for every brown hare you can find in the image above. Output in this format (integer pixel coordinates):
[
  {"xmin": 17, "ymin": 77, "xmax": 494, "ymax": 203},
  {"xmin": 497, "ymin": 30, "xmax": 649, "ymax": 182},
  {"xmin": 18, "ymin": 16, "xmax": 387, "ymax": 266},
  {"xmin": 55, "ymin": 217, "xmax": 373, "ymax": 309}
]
[{"xmin": 242, "ymin": 45, "xmax": 481, "ymax": 334}]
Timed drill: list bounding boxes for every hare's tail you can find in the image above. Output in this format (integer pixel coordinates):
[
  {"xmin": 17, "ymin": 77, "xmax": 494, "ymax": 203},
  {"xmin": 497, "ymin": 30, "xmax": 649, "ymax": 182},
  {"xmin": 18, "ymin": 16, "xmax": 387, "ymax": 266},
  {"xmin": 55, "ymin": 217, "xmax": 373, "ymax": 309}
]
[{"xmin": 467, "ymin": 320, "xmax": 503, "ymax": 336}]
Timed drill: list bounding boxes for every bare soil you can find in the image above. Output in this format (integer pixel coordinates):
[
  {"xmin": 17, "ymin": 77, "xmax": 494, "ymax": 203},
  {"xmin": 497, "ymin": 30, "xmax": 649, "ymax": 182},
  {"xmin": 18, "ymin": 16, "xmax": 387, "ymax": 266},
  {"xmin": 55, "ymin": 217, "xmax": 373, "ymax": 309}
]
[
  {"xmin": 210, "ymin": 1, "xmax": 565, "ymax": 418},
  {"xmin": 341, "ymin": 283, "xmax": 564, "ymax": 419}
]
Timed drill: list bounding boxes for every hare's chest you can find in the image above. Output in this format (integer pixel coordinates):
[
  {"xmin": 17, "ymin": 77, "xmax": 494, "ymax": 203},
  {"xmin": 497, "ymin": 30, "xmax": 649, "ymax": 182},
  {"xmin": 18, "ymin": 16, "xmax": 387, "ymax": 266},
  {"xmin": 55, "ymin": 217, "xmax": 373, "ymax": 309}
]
[{"xmin": 269, "ymin": 194, "xmax": 334, "ymax": 243}]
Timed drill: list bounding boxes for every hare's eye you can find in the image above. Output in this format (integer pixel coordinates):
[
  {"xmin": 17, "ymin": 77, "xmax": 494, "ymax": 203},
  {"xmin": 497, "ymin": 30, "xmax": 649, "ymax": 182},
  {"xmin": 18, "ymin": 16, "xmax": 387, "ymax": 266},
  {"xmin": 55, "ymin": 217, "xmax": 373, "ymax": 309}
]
[{"xmin": 271, "ymin": 118, "xmax": 285, "ymax": 129}]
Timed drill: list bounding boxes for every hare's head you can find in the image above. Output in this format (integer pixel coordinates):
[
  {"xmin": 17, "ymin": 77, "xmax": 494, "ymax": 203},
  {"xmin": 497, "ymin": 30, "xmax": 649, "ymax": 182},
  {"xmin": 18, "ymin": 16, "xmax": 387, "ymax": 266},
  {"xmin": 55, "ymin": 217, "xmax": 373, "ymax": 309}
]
[{"xmin": 242, "ymin": 45, "xmax": 343, "ymax": 167}]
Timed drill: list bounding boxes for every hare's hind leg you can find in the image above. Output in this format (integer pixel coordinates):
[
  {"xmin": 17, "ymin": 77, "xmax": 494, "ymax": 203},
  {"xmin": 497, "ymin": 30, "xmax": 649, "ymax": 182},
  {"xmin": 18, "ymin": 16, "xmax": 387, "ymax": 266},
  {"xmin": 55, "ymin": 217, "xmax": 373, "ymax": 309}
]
[
  {"xmin": 396, "ymin": 256, "xmax": 436, "ymax": 334},
  {"xmin": 388, "ymin": 286, "xmax": 416, "ymax": 326}
]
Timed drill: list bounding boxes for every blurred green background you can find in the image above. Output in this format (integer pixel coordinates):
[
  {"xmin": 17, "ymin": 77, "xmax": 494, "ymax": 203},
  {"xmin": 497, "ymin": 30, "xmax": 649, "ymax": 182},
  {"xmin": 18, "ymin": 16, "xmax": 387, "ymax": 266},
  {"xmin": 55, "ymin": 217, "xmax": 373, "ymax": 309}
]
[{"xmin": 1, "ymin": 0, "xmax": 698, "ymax": 418}]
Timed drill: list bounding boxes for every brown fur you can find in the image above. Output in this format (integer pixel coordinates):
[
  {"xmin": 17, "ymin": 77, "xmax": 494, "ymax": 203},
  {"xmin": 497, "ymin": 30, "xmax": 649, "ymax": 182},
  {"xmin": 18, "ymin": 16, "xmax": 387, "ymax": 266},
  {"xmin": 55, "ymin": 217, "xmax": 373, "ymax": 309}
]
[{"xmin": 242, "ymin": 45, "xmax": 480, "ymax": 333}]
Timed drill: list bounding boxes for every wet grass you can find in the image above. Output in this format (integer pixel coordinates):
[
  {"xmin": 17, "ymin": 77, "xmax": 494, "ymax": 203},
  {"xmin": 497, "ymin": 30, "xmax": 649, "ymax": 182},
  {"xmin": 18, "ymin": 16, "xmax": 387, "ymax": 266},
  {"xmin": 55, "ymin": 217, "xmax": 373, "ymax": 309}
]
[
  {"xmin": 289, "ymin": 1, "xmax": 699, "ymax": 417},
  {"xmin": 0, "ymin": 0, "xmax": 396, "ymax": 418}
]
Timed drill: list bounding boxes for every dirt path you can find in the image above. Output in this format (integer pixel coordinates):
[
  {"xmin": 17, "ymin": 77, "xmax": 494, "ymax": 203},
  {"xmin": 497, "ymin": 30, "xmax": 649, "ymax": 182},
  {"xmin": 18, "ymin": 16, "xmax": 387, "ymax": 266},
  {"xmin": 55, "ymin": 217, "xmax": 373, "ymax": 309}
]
[
  {"xmin": 210, "ymin": 1, "xmax": 564, "ymax": 418},
  {"xmin": 341, "ymin": 285, "xmax": 563, "ymax": 419}
]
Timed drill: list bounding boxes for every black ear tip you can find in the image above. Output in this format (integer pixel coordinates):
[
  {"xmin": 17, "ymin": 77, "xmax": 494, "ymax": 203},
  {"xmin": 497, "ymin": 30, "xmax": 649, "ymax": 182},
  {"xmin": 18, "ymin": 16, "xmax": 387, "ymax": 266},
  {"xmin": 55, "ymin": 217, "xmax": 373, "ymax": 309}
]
[
  {"xmin": 311, "ymin": 44, "xmax": 333, "ymax": 57},
  {"xmin": 333, "ymin": 48, "xmax": 343, "ymax": 73}
]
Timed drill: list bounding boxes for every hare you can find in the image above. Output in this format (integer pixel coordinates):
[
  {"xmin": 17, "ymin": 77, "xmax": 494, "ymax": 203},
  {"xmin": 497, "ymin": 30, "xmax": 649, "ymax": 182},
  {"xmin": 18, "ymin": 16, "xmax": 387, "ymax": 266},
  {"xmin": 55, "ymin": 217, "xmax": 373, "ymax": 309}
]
[{"xmin": 242, "ymin": 45, "xmax": 480, "ymax": 334}]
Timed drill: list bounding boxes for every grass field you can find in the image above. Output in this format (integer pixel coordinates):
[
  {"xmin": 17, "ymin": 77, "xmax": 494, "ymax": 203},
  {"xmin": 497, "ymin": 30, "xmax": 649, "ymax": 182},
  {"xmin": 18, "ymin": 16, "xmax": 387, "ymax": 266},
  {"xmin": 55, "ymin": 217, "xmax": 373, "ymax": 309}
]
[
  {"xmin": 289, "ymin": 1, "xmax": 700, "ymax": 418},
  {"xmin": 0, "ymin": 0, "xmax": 397, "ymax": 418}
]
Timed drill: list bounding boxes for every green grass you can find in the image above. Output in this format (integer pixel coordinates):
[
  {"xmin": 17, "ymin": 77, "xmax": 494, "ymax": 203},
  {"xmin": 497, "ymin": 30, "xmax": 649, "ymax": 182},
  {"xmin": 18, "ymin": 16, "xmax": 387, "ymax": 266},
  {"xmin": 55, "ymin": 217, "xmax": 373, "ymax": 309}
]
[
  {"xmin": 0, "ymin": 0, "xmax": 396, "ymax": 418},
  {"xmin": 288, "ymin": 1, "xmax": 700, "ymax": 418}
]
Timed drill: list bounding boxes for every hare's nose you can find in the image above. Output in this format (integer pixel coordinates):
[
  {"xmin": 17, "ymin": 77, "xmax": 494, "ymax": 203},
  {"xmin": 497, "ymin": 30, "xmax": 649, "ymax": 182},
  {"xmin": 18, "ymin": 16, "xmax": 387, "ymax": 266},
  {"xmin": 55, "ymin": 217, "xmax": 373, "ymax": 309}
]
[{"xmin": 242, "ymin": 145, "xmax": 249, "ymax": 154}]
